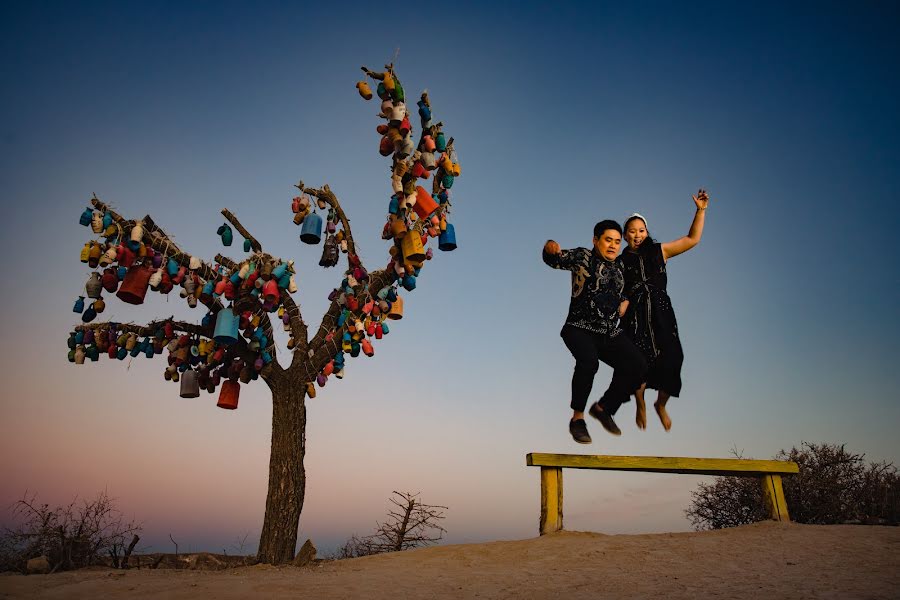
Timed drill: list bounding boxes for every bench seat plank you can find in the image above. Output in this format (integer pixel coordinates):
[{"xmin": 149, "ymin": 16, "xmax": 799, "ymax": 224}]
[{"xmin": 527, "ymin": 453, "xmax": 799, "ymax": 476}]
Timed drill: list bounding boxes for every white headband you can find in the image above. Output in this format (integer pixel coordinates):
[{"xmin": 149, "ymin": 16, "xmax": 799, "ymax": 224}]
[{"xmin": 625, "ymin": 212, "xmax": 648, "ymax": 229}]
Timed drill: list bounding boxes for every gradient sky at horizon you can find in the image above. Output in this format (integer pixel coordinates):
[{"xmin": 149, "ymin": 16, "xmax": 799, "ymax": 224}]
[{"xmin": 2, "ymin": 1, "xmax": 899, "ymax": 555}]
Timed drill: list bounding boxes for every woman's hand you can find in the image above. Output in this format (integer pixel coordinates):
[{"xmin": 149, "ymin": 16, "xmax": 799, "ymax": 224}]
[
  {"xmin": 692, "ymin": 188, "xmax": 710, "ymax": 210},
  {"xmin": 618, "ymin": 300, "xmax": 630, "ymax": 317},
  {"xmin": 544, "ymin": 240, "xmax": 560, "ymax": 255}
]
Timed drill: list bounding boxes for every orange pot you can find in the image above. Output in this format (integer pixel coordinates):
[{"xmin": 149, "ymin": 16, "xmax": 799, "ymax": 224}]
[{"xmin": 217, "ymin": 380, "xmax": 239, "ymax": 410}]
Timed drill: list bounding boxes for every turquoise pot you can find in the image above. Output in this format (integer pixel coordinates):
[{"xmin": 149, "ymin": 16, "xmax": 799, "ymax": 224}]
[
  {"xmin": 73, "ymin": 296, "xmax": 85, "ymax": 313},
  {"xmin": 213, "ymin": 309, "xmax": 239, "ymax": 345},
  {"xmin": 272, "ymin": 263, "xmax": 288, "ymax": 280},
  {"xmin": 435, "ymin": 132, "xmax": 447, "ymax": 152},
  {"xmin": 79, "ymin": 208, "xmax": 93, "ymax": 226},
  {"xmin": 167, "ymin": 258, "xmax": 179, "ymax": 276}
]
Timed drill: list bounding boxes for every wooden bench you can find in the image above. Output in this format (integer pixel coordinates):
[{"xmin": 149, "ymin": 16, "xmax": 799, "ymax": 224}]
[{"xmin": 526, "ymin": 453, "xmax": 800, "ymax": 535}]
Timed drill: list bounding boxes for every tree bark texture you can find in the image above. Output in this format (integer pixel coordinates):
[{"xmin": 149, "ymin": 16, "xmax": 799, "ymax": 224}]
[{"xmin": 256, "ymin": 376, "xmax": 307, "ymax": 564}]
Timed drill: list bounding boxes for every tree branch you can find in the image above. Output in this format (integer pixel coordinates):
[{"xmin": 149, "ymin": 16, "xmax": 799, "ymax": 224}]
[
  {"xmin": 280, "ymin": 293, "xmax": 309, "ymax": 362},
  {"xmin": 74, "ymin": 319, "xmax": 209, "ymax": 338},
  {"xmin": 221, "ymin": 209, "xmax": 263, "ymax": 254},
  {"xmin": 295, "ymin": 181, "xmax": 358, "ymax": 259},
  {"xmin": 90, "ymin": 198, "xmax": 218, "ymax": 282}
]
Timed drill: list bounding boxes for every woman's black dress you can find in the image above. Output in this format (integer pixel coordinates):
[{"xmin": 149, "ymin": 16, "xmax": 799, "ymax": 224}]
[{"xmin": 620, "ymin": 242, "xmax": 684, "ymax": 397}]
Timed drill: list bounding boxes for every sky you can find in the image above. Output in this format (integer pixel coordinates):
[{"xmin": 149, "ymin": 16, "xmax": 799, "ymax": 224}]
[{"xmin": 1, "ymin": 1, "xmax": 899, "ymax": 556}]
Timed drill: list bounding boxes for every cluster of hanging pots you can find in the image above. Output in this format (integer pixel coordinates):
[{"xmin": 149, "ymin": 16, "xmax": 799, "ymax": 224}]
[
  {"xmin": 66, "ymin": 312, "xmax": 270, "ymax": 410},
  {"xmin": 309, "ymin": 68, "xmax": 462, "ymax": 390},
  {"xmin": 70, "ymin": 205, "xmax": 300, "ymax": 410}
]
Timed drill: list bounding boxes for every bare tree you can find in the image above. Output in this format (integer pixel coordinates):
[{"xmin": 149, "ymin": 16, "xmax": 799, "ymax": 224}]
[
  {"xmin": 338, "ymin": 491, "xmax": 447, "ymax": 557},
  {"xmin": 686, "ymin": 442, "xmax": 900, "ymax": 530},
  {"xmin": 66, "ymin": 63, "xmax": 461, "ymax": 564},
  {"xmin": 0, "ymin": 491, "xmax": 141, "ymax": 572}
]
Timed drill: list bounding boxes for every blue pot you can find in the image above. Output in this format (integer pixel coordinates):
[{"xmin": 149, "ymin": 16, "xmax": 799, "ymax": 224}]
[
  {"xmin": 102, "ymin": 212, "xmax": 113, "ymax": 229},
  {"xmin": 73, "ymin": 296, "xmax": 85, "ymax": 313},
  {"xmin": 213, "ymin": 308, "xmax": 239, "ymax": 345},
  {"xmin": 435, "ymin": 132, "xmax": 447, "ymax": 152},
  {"xmin": 79, "ymin": 208, "xmax": 93, "ymax": 226},
  {"xmin": 75, "ymin": 331, "xmax": 84, "ymax": 345},
  {"xmin": 167, "ymin": 258, "xmax": 179, "ymax": 277},
  {"xmin": 439, "ymin": 223, "xmax": 457, "ymax": 251},
  {"xmin": 117, "ymin": 347, "xmax": 127, "ymax": 360},
  {"xmin": 243, "ymin": 238, "xmax": 251, "ymax": 252},
  {"xmin": 300, "ymin": 213, "xmax": 323, "ymax": 245},
  {"xmin": 402, "ymin": 275, "xmax": 416, "ymax": 291},
  {"xmin": 389, "ymin": 196, "xmax": 400, "ymax": 215},
  {"xmin": 441, "ymin": 174, "xmax": 454, "ymax": 189},
  {"xmin": 117, "ymin": 266, "xmax": 127, "ymax": 280}
]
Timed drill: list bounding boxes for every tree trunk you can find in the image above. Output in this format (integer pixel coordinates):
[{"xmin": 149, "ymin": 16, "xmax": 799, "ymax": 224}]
[{"xmin": 256, "ymin": 377, "xmax": 307, "ymax": 564}]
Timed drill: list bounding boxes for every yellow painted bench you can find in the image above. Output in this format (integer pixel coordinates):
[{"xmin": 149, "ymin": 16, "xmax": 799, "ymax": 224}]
[{"xmin": 526, "ymin": 453, "xmax": 800, "ymax": 535}]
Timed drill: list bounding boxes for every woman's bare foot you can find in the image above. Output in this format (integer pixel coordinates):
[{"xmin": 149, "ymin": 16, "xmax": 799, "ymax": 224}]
[
  {"xmin": 654, "ymin": 400, "xmax": 671, "ymax": 431},
  {"xmin": 634, "ymin": 384, "xmax": 647, "ymax": 430}
]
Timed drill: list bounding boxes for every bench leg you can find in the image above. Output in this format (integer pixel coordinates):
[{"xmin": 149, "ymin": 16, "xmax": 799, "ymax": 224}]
[
  {"xmin": 540, "ymin": 467, "xmax": 563, "ymax": 535},
  {"xmin": 760, "ymin": 474, "xmax": 790, "ymax": 522}
]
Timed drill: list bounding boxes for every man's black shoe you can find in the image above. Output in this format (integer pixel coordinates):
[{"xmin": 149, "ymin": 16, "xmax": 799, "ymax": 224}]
[
  {"xmin": 569, "ymin": 418, "xmax": 592, "ymax": 444},
  {"xmin": 589, "ymin": 403, "xmax": 622, "ymax": 436}
]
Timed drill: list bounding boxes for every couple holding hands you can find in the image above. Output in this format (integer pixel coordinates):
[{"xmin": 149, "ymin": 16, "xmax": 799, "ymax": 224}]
[{"xmin": 542, "ymin": 190, "xmax": 710, "ymax": 444}]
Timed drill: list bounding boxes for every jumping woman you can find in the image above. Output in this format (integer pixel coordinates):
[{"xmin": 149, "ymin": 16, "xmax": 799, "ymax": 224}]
[{"xmin": 620, "ymin": 189, "xmax": 710, "ymax": 431}]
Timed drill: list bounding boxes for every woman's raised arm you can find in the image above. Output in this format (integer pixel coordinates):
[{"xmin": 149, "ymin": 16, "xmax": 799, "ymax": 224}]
[{"xmin": 661, "ymin": 189, "xmax": 710, "ymax": 261}]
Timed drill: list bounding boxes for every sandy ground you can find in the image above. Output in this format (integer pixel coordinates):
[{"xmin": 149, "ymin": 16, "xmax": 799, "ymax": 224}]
[{"xmin": 2, "ymin": 522, "xmax": 898, "ymax": 599}]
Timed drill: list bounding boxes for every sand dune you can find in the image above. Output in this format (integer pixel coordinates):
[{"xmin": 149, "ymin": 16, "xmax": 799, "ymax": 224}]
[{"xmin": 2, "ymin": 522, "xmax": 898, "ymax": 599}]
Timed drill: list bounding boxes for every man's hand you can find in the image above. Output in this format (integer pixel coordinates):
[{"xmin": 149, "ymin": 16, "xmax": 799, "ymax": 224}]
[
  {"xmin": 618, "ymin": 300, "xmax": 629, "ymax": 317},
  {"xmin": 544, "ymin": 240, "xmax": 560, "ymax": 255}
]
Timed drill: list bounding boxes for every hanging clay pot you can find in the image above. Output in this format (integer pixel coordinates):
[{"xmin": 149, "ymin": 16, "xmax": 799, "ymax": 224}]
[
  {"xmin": 180, "ymin": 369, "xmax": 200, "ymax": 398},
  {"xmin": 421, "ymin": 135, "xmax": 436, "ymax": 153},
  {"xmin": 88, "ymin": 243, "xmax": 102, "ymax": 268},
  {"xmin": 79, "ymin": 208, "xmax": 93, "ymax": 226},
  {"xmin": 388, "ymin": 296, "xmax": 404, "ymax": 320},
  {"xmin": 73, "ymin": 296, "xmax": 85, "ymax": 313},
  {"xmin": 435, "ymin": 131, "xmax": 447, "ymax": 152},
  {"xmin": 356, "ymin": 80, "xmax": 373, "ymax": 100},
  {"xmin": 131, "ymin": 221, "xmax": 144, "ymax": 243},
  {"xmin": 217, "ymin": 224, "xmax": 233, "ymax": 246},
  {"xmin": 413, "ymin": 186, "xmax": 439, "ymax": 219},
  {"xmin": 390, "ymin": 217, "xmax": 407, "ymax": 240},
  {"xmin": 300, "ymin": 213, "xmax": 323, "ymax": 245},
  {"xmin": 74, "ymin": 346, "xmax": 86, "ymax": 364},
  {"xmin": 85, "ymin": 272, "xmax": 103, "ymax": 299},
  {"xmin": 81, "ymin": 304, "xmax": 97, "ymax": 322},
  {"xmin": 217, "ymin": 380, "xmax": 239, "ymax": 410},
  {"xmin": 102, "ymin": 268, "xmax": 118, "ymax": 293},
  {"xmin": 93, "ymin": 298, "xmax": 106, "ymax": 313},
  {"xmin": 213, "ymin": 308, "xmax": 239, "ymax": 345},
  {"xmin": 117, "ymin": 264, "xmax": 153, "ymax": 305},
  {"xmin": 439, "ymin": 223, "xmax": 457, "ymax": 251},
  {"xmin": 91, "ymin": 212, "xmax": 103, "ymax": 234},
  {"xmin": 400, "ymin": 230, "xmax": 426, "ymax": 263}
]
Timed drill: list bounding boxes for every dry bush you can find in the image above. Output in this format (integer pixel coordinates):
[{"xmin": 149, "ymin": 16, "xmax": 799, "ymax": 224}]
[
  {"xmin": 332, "ymin": 491, "xmax": 447, "ymax": 558},
  {"xmin": 0, "ymin": 491, "xmax": 141, "ymax": 573},
  {"xmin": 686, "ymin": 442, "xmax": 900, "ymax": 530}
]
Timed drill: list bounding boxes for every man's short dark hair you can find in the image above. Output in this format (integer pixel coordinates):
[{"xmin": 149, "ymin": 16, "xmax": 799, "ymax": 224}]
[{"xmin": 593, "ymin": 220, "xmax": 622, "ymax": 238}]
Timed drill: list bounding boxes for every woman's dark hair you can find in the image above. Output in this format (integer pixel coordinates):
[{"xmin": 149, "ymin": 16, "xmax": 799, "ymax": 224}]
[
  {"xmin": 593, "ymin": 220, "xmax": 622, "ymax": 238},
  {"xmin": 623, "ymin": 215, "xmax": 656, "ymax": 255}
]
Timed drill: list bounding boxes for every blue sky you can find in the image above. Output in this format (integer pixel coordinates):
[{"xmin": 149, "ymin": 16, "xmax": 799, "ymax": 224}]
[{"xmin": 1, "ymin": 1, "xmax": 898, "ymax": 555}]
